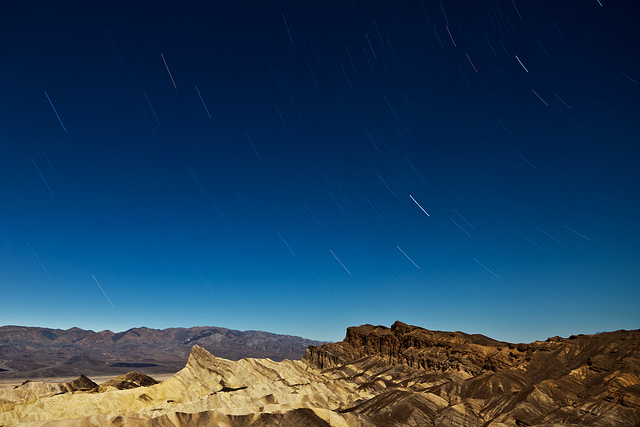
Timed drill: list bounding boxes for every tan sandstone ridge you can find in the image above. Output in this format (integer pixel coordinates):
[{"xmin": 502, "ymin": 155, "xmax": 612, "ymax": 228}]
[{"xmin": 1, "ymin": 321, "xmax": 639, "ymax": 426}]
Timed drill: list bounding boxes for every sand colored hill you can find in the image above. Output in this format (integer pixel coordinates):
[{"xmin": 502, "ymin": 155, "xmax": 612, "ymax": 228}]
[
  {"xmin": 0, "ymin": 376, "xmax": 97, "ymax": 405},
  {"xmin": 1, "ymin": 322, "xmax": 639, "ymax": 426},
  {"xmin": 1, "ymin": 345, "xmax": 371, "ymax": 426}
]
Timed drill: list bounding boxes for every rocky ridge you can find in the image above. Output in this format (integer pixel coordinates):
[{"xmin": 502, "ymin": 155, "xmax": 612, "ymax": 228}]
[
  {"xmin": 305, "ymin": 321, "xmax": 640, "ymax": 425},
  {"xmin": 0, "ymin": 376, "xmax": 98, "ymax": 405},
  {"xmin": 0, "ymin": 344, "xmax": 372, "ymax": 426},
  {"xmin": 0, "ymin": 321, "xmax": 638, "ymax": 426}
]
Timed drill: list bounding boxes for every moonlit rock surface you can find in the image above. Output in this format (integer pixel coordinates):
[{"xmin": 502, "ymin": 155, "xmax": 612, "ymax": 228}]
[{"xmin": 0, "ymin": 345, "xmax": 372, "ymax": 426}]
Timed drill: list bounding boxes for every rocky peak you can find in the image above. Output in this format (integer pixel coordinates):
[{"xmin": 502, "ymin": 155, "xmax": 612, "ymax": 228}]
[
  {"xmin": 68, "ymin": 374, "xmax": 99, "ymax": 391},
  {"xmin": 95, "ymin": 371, "xmax": 158, "ymax": 392}
]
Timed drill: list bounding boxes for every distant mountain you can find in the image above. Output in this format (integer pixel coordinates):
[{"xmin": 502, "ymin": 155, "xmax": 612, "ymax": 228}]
[{"xmin": 0, "ymin": 325, "xmax": 325, "ymax": 379}]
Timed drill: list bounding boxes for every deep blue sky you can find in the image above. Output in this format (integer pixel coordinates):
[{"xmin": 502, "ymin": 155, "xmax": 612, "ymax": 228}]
[{"xmin": 1, "ymin": 1, "xmax": 638, "ymax": 343}]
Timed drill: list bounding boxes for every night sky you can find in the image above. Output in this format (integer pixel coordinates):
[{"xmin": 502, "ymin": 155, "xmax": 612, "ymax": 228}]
[{"xmin": 1, "ymin": 1, "xmax": 638, "ymax": 343}]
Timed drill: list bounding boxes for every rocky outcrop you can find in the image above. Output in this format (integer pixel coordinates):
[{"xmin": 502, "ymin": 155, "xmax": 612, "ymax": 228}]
[
  {"xmin": 305, "ymin": 321, "xmax": 640, "ymax": 426},
  {"xmin": 93, "ymin": 372, "xmax": 158, "ymax": 392},
  {"xmin": 305, "ymin": 321, "xmax": 507, "ymax": 374},
  {"xmin": 0, "ymin": 375, "xmax": 98, "ymax": 404}
]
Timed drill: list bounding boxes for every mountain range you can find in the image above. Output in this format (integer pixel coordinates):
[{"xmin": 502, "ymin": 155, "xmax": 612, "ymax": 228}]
[
  {"xmin": 1, "ymin": 321, "xmax": 639, "ymax": 426},
  {"xmin": 0, "ymin": 325, "xmax": 324, "ymax": 379}
]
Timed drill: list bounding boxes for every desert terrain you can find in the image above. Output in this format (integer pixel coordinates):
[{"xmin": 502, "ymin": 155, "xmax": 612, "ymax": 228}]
[{"xmin": 1, "ymin": 321, "xmax": 639, "ymax": 426}]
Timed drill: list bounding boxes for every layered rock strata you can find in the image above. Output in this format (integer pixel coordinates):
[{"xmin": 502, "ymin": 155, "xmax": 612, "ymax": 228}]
[{"xmin": 305, "ymin": 321, "xmax": 640, "ymax": 426}]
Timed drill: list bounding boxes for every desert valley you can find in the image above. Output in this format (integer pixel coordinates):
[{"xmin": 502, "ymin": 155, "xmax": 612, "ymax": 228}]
[{"xmin": 1, "ymin": 321, "xmax": 639, "ymax": 426}]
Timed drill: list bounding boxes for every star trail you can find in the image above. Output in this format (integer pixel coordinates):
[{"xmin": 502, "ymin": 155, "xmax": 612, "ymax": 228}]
[{"xmin": 0, "ymin": 1, "xmax": 638, "ymax": 342}]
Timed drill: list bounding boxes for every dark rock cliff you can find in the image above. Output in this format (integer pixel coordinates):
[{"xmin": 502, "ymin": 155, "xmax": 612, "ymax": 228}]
[
  {"xmin": 304, "ymin": 321, "xmax": 640, "ymax": 426},
  {"xmin": 305, "ymin": 320, "xmax": 508, "ymax": 374}
]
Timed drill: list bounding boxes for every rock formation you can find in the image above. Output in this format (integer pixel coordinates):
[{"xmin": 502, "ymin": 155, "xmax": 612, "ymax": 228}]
[
  {"xmin": 0, "ymin": 375, "xmax": 98, "ymax": 405},
  {"xmin": 93, "ymin": 372, "xmax": 158, "ymax": 392},
  {"xmin": 1, "ymin": 321, "xmax": 638, "ymax": 426},
  {"xmin": 305, "ymin": 321, "xmax": 640, "ymax": 426}
]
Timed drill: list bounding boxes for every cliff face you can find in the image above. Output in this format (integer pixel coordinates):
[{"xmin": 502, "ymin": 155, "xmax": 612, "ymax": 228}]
[
  {"xmin": 305, "ymin": 321, "xmax": 507, "ymax": 374},
  {"xmin": 304, "ymin": 321, "xmax": 640, "ymax": 426}
]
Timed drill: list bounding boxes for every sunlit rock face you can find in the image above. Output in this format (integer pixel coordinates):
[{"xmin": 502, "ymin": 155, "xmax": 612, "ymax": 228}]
[
  {"xmin": 0, "ymin": 345, "xmax": 372, "ymax": 426},
  {"xmin": 0, "ymin": 375, "xmax": 98, "ymax": 404},
  {"xmin": 1, "ymin": 322, "xmax": 639, "ymax": 426}
]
